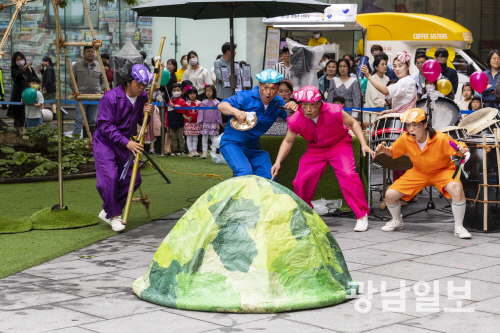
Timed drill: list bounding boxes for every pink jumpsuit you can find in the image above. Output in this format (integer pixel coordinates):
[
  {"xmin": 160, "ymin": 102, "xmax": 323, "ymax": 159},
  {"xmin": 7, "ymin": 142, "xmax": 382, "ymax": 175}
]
[{"xmin": 287, "ymin": 103, "xmax": 369, "ymax": 219}]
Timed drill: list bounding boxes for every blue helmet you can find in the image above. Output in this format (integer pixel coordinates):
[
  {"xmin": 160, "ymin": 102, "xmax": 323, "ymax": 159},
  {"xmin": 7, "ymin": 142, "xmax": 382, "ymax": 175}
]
[{"xmin": 255, "ymin": 69, "xmax": 284, "ymax": 84}]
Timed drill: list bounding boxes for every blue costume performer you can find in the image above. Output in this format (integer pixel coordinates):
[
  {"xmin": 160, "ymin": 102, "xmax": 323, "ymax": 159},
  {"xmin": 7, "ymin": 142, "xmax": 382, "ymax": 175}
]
[
  {"xmin": 218, "ymin": 69, "xmax": 297, "ymax": 178},
  {"xmin": 93, "ymin": 64, "xmax": 153, "ymax": 231}
]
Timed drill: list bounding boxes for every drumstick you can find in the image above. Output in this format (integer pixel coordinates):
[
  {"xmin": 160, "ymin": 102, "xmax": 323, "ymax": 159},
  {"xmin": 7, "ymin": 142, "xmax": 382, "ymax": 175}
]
[
  {"xmin": 271, "ymin": 175, "xmax": 275, "ymax": 182},
  {"xmin": 483, "ymin": 135, "xmax": 488, "ymax": 231}
]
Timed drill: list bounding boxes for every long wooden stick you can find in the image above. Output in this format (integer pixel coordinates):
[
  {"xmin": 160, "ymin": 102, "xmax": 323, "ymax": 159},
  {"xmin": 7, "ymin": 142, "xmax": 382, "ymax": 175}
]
[
  {"xmin": 53, "ymin": 0, "xmax": 64, "ymax": 209},
  {"xmin": 122, "ymin": 36, "xmax": 166, "ymax": 225},
  {"xmin": 483, "ymin": 135, "xmax": 488, "ymax": 231},
  {"xmin": 495, "ymin": 128, "xmax": 500, "ymax": 187},
  {"xmin": 75, "ymin": 94, "xmax": 104, "ymax": 100},
  {"xmin": 0, "ymin": 1, "xmax": 22, "ymax": 58}
]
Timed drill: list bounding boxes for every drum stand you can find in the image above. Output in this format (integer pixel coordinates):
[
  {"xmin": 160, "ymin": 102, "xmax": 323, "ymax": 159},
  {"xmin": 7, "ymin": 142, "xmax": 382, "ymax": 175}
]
[
  {"xmin": 402, "ymin": 186, "xmax": 452, "ymax": 218},
  {"xmin": 368, "ymin": 114, "xmax": 390, "ymax": 220}
]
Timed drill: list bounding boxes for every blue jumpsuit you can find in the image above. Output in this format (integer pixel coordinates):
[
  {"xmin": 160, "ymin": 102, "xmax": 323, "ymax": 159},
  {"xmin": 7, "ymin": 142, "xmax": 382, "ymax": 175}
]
[{"xmin": 220, "ymin": 86, "xmax": 287, "ymax": 179}]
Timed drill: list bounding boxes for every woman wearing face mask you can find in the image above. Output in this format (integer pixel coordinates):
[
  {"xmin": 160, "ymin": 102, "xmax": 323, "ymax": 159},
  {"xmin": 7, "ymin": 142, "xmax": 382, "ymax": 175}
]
[
  {"xmin": 7, "ymin": 51, "xmax": 38, "ymax": 130},
  {"xmin": 326, "ymin": 57, "xmax": 361, "ymax": 111},
  {"xmin": 318, "ymin": 60, "xmax": 337, "ymax": 98},
  {"xmin": 175, "ymin": 55, "xmax": 188, "ymax": 83},
  {"xmin": 181, "ymin": 51, "xmax": 211, "ymax": 99}
]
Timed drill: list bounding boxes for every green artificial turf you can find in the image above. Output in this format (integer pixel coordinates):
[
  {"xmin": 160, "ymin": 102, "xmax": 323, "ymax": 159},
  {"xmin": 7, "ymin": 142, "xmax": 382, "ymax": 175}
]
[
  {"xmin": 31, "ymin": 207, "xmax": 100, "ymax": 230},
  {"xmin": 0, "ymin": 216, "xmax": 32, "ymax": 234},
  {"xmin": 0, "ymin": 155, "xmax": 232, "ymax": 278}
]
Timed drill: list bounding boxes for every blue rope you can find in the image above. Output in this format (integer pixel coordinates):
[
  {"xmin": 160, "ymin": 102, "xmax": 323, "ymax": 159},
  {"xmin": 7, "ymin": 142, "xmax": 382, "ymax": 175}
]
[{"xmin": 0, "ymin": 100, "xmax": 164, "ymax": 106}]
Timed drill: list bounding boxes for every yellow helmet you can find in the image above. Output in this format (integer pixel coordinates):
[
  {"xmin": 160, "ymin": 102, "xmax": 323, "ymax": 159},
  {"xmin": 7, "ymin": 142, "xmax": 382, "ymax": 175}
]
[{"xmin": 400, "ymin": 108, "xmax": 426, "ymax": 124}]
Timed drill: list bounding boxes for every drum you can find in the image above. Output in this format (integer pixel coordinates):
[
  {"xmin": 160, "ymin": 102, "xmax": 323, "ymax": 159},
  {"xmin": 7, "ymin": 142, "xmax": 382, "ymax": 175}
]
[
  {"xmin": 371, "ymin": 113, "xmax": 405, "ymax": 145},
  {"xmin": 469, "ymin": 120, "xmax": 500, "ymax": 136},
  {"xmin": 462, "ymin": 137, "xmax": 500, "ymax": 232},
  {"xmin": 416, "ymin": 97, "xmax": 460, "ymax": 130},
  {"xmin": 439, "ymin": 126, "xmax": 469, "ymax": 141},
  {"xmin": 458, "ymin": 107, "xmax": 499, "ymax": 133},
  {"xmin": 371, "ymin": 113, "xmax": 412, "ymax": 170}
]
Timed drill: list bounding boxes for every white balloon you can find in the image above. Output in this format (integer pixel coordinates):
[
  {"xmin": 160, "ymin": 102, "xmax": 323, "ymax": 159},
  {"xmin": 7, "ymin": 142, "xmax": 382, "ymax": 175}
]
[{"xmin": 42, "ymin": 109, "xmax": 53, "ymax": 122}]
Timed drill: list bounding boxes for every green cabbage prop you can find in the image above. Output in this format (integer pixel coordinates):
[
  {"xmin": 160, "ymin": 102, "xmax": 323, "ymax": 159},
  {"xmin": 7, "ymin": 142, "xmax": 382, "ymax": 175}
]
[{"xmin": 133, "ymin": 175, "xmax": 357, "ymax": 313}]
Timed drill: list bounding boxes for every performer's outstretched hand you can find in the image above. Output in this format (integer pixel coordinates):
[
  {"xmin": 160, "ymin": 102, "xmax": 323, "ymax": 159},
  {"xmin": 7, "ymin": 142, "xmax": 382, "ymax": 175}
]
[
  {"xmin": 127, "ymin": 140, "xmax": 144, "ymax": 156},
  {"xmin": 362, "ymin": 144, "xmax": 376, "ymax": 159},
  {"xmin": 271, "ymin": 162, "xmax": 281, "ymax": 178},
  {"xmin": 375, "ymin": 141, "xmax": 392, "ymax": 157}
]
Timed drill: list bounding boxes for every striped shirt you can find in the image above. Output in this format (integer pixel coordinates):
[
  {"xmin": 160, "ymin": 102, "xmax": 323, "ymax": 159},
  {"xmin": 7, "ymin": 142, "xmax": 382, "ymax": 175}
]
[{"xmin": 273, "ymin": 62, "xmax": 290, "ymax": 80}]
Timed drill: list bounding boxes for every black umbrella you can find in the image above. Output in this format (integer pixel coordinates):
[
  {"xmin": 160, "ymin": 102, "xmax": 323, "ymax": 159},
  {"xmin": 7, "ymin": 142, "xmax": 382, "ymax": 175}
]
[{"xmin": 133, "ymin": 0, "xmax": 329, "ymax": 94}]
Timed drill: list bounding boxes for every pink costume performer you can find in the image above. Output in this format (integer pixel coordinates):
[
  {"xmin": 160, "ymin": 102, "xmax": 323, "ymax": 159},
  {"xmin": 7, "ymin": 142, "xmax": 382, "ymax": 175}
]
[{"xmin": 272, "ymin": 85, "xmax": 375, "ymax": 231}]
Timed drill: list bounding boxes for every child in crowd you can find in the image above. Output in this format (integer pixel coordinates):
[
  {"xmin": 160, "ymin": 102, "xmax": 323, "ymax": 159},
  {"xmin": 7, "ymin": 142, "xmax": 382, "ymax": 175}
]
[
  {"xmin": 183, "ymin": 85, "xmax": 201, "ymax": 157},
  {"xmin": 23, "ymin": 77, "xmax": 44, "ymax": 128},
  {"xmin": 180, "ymin": 80, "xmax": 193, "ymax": 99},
  {"xmin": 168, "ymin": 83, "xmax": 187, "ymax": 155},
  {"xmin": 459, "ymin": 83, "xmax": 474, "ymax": 111},
  {"xmin": 198, "ymin": 84, "xmax": 222, "ymax": 159},
  {"xmin": 469, "ymin": 96, "xmax": 482, "ymax": 111},
  {"xmin": 331, "ymin": 96, "xmax": 345, "ymax": 106}
]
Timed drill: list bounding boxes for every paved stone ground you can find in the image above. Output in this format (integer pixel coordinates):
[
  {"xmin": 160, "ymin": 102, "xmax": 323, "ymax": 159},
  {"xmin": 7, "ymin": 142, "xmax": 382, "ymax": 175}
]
[{"xmin": 1, "ymin": 168, "xmax": 500, "ymax": 333}]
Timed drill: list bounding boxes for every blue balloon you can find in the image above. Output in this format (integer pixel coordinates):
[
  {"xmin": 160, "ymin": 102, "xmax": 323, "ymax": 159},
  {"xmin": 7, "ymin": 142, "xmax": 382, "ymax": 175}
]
[{"xmin": 160, "ymin": 70, "xmax": 170, "ymax": 86}]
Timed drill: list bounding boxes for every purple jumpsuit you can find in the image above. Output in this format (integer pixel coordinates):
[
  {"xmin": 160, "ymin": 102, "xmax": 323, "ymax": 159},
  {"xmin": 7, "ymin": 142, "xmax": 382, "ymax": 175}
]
[
  {"xmin": 93, "ymin": 87, "xmax": 148, "ymax": 219},
  {"xmin": 287, "ymin": 102, "xmax": 369, "ymax": 219}
]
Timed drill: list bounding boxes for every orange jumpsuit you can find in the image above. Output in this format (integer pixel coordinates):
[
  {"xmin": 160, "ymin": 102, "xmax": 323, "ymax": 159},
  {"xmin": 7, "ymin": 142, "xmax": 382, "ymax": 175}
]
[{"xmin": 390, "ymin": 131, "xmax": 466, "ymax": 201}]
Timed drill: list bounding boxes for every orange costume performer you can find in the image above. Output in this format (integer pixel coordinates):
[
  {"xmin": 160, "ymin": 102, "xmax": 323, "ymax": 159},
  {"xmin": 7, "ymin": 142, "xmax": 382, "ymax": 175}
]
[
  {"xmin": 390, "ymin": 129, "xmax": 465, "ymax": 201},
  {"xmin": 376, "ymin": 108, "xmax": 472, "ymax": 239}
]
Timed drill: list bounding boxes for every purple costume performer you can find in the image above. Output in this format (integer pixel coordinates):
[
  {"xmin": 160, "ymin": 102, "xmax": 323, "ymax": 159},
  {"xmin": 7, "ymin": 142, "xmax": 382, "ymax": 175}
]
[{"xmin": 93, "ymin": 87, "xmax": 149, "ymax": 219}]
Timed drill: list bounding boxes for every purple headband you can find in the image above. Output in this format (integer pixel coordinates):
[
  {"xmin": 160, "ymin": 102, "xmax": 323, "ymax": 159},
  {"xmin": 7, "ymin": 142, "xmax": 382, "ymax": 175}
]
[{"xmin": 131, "ymin": 64, "xmax": 154, "ymax": 84}]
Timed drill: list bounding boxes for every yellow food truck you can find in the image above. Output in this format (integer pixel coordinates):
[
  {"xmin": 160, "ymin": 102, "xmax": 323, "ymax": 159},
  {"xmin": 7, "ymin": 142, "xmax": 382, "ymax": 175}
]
[{"xmin": 263, "ymin": 6, "xmax": 486, "ymax": 102}]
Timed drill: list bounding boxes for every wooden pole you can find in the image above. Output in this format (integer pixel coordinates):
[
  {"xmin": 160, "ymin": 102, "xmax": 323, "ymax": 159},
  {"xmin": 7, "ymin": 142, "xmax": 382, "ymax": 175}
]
[
  {"xmin": 0, "ymin": 1, "xmax": 22, "ymax": 58},
  {"xmin": 482, "ymin": 135, "xmax": 488, "ymax": 231},
  {"xmin": 495, "ymin": 128, "xmax": 500, "ymax": 187},
  {"xmin": 122, "ymin": 36, "xmax": 166, "ymax": 225},
  {"xmin": 52, "ymin": 0, "xmax": 64, "ymax": 209},
  {"xmin": 75, "ymin": 94, "xmax": 104, "ymax": 100}
]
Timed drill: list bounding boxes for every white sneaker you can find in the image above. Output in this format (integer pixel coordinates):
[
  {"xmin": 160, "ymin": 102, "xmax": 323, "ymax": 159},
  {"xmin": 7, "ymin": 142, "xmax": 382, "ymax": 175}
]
[
  {"xmin": 381, "ymin": 216, "xmax": 403, "ymax": 231},
  {"xmin": 202, "ymin": 151, "xmax": 208, "ymax": 159},
  {"xmin": 454, "ymin": 226, "xmax": 472, "ymax": 239},
  {"xmin": 109, "ymin": 216, "xmax": 126, "ymax": 232},
  {"xmin": 98, "ymin": 209, "xmax": 110, "ymax": 224},
  {"xmin": 98, "ymin": 210, "xmax": 125, "ymax": 232},
  {"xmin": 354, "ymin": 215, "xmax": 369, "ymax": 232}
]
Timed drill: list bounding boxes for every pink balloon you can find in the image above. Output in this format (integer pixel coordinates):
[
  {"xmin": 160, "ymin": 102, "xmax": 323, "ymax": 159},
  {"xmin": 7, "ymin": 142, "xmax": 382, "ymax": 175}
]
[
  {"xmin": 421, "ymin": 59, "xmax": 441, "ymax": 82},
  {"xmin": 470, "ymin": 71, "xmax": 489, "ymax": 94}
]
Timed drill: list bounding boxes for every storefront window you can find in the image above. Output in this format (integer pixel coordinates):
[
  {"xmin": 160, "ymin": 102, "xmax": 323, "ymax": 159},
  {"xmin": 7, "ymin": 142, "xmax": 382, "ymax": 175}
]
[{"xmin": 0, "ymin": 0, "xmax": 152, "ymax": 99}]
